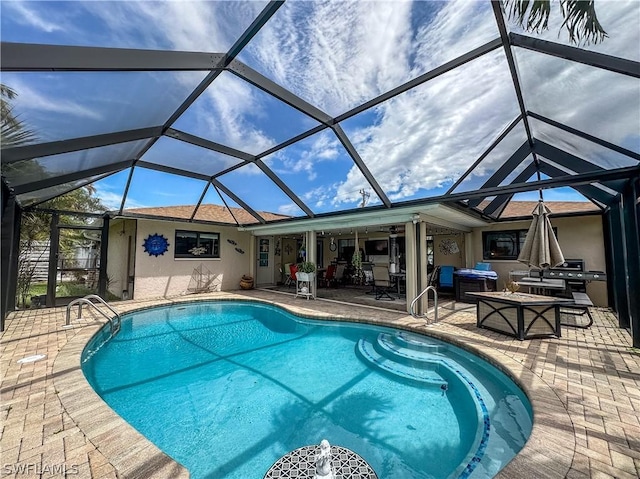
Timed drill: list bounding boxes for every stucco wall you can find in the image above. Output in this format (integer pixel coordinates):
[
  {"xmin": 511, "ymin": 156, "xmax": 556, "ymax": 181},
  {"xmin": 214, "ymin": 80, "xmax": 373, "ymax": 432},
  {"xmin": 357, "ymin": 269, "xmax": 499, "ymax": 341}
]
[
  {"xmin": 469, "ymin": 215, "xmax": 608, "ymax": 306},
  {"xmin": 132, "ymin": 220, "xmax": 253, "ymax": 300},
  {"xmin": 433, "ymin": 234, "xmax": 466, "ymax": 269}
]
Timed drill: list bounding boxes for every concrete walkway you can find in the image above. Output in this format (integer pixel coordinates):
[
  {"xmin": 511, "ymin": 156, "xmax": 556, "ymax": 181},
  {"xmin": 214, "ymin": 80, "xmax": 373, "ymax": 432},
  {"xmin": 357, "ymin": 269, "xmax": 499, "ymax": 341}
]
[{"xmin": 1, "ymin": 291, "xmax": 638, "ymax": 478}]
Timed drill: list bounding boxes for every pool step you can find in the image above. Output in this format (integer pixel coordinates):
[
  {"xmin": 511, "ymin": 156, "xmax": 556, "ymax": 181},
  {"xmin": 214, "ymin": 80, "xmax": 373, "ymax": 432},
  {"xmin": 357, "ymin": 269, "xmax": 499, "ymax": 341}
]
[
  {"xmin": 391, "ymin": 332, "xmax": 448, "ymax": 354},
  {"xmin": 378, "ymin": 332, "xmax": 448, "ymax": 363},
  {"xmin": 357, "ymin": 338, "xmax": 448, "ymax": 388}
]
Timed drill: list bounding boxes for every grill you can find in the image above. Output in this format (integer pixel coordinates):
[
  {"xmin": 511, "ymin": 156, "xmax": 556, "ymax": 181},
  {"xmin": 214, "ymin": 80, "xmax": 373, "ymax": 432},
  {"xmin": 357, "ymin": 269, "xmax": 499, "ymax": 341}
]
[{"xmin": 542, "ymin": 259, "xmax": 606, "ymax": 296}]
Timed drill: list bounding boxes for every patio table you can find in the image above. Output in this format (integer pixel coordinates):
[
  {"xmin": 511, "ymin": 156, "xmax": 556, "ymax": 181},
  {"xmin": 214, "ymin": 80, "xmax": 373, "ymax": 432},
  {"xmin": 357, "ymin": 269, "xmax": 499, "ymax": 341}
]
[{"xmin": 470, "ymin": 291, "xmax": 573, "ymax": 340}]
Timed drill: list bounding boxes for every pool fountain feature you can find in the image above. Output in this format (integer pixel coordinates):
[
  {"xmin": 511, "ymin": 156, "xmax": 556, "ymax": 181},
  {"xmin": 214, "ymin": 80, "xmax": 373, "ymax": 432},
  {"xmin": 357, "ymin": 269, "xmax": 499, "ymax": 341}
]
[
  {"xmin": 264, "ymin": 440, "xmax": 377, "ymax": 479},
  {"xmin": 314, "ymin": 439, "xmax": 334, "ymax": 479}
]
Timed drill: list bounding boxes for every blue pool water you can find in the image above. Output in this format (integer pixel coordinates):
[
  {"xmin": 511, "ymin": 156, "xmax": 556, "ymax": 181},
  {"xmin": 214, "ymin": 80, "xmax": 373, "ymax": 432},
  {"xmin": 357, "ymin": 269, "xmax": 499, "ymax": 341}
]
[{"xmin": 82, "ymin": 301, "xmax": 532, "ymax": 479}]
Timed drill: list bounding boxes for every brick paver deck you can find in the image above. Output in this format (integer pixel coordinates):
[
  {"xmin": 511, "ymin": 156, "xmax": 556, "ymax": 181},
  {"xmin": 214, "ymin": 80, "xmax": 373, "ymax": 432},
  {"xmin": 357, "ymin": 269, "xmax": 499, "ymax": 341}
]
[{"xmin": 1, "ymin": 291, "xmax": 638, "ymax": 478}]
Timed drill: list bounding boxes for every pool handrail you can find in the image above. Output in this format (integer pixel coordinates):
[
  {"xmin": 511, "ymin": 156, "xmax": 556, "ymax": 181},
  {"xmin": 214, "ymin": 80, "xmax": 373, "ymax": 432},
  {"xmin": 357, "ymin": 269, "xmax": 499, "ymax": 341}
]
[
  {"xmin": 410, "ymin": 285, "xmax": 438, "ymax": 322},
  {"xmin": 66, "ymin": 294, "xmax": 121, "ymax": 335}
]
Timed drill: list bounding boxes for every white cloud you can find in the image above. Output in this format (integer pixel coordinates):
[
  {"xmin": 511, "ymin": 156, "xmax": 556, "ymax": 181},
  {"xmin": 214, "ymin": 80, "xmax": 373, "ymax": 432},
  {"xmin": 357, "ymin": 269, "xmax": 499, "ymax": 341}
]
[
  {"xmin": 8, "ymin": 78, "xmax": 103, "ymax": 120},
  {"xmin": 246, "ymin": 0, "xmax": 415, "ymax": 116},
  {"xmin": 4, "ymin": 0, "xmax": 65, "ymax": 33},
  {"xmin": 198, "ymin": 73, "xmax": 276, "ymax": 154},
  {"xmin": 267, "ymin": 130, "xmax": 341, "ymax": 182}
]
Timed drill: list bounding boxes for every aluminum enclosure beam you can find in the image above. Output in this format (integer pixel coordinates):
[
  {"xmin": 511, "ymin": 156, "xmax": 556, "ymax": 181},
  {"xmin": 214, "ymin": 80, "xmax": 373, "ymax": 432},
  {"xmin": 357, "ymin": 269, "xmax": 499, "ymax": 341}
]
[
  {"xmin": 467, "ymin": 141, "xmax": 531, "ymax": 208},
  {"xmin": 528, "ymin": 112, "xmax": 640, "ymax": 162},
  {"xmin": 510, "ymin": 33, "xmax": 640, "ymax": 79},
  {"xmin": 227, "ymin": 60, "xmax": 333, "ymax": 125},
  {"xmin": 2, "ymin": 127, "xmax": 163, "ymax": 164},
  {"xmin": 135, "ymin": 161, "xmax": 212, "ymax": 182},
  {"xmin": 0, "ymin": 42, "xmax": 225, "ymax": 72},
  {"xmin": 211, "ymin": 178, "xmax": 266, "ymax": 224},
  {"xmin": 533, "ymin": 141, "xmax": 627, "ymax": 192},
  {"xmin": 165, "ymin": 129, "xmax": 254, "ymax": 162},
  {"xmin": 491, "ymin": 2, "xmax": 536, "ymax": 150},
  {"xmin": 538, "ymin": 162, "xmax": 614, "ymax": 205},
  {"xmin": 481, "ymin": 161, "xmax": 538, "ymax": 217},
  {"xmin": 10, "ymin": 159, "xmax": 134, "ymax": 195},
  {"xmin": 254, "ymin": 159, "xmax": 315, "ymax": 217},
  {"xmin": 332, "ymin": 124, "xmax": 391, "ymax": 208},
  {"xmin": 447, "ymin": 114, "xmax": 523, "ymax": 194}
]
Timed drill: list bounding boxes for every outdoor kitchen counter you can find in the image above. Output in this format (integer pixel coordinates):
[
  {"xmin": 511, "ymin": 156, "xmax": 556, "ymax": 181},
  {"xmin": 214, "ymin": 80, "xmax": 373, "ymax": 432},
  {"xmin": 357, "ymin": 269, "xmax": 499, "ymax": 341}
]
[{"xmin": 470, "ymin": 291, "xmax": 573, "ymax": 340}]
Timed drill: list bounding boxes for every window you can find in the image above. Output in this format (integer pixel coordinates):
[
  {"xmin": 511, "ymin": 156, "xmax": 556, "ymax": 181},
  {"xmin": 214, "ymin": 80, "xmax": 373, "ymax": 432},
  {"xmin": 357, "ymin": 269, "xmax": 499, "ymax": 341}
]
[
  {"xmin": 426, "ymin": 235, "xmax": 434, "ymax": 267},
  {"xmin": 175, "ymin": 230, "xmax": 220, "ymax": 258},
  {"xmin": 338, "ymin": 239, "xmax": 355, "ymax": 262},
  {"xmin": 482, "ymin": 228, "xmax": 556, "ymax": 260}
]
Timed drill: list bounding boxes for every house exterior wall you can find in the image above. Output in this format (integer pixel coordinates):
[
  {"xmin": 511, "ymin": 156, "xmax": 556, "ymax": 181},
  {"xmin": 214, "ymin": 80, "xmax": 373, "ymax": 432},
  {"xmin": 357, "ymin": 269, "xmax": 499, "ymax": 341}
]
[
  {"xmin": 433, "ymin": 234, "xmax": 466, "ymax": 269},
  {"xmin": 469, "ymin": 215, "xmax": 608, "ymax": 306},
  {"xmin": 126, "ymin": 220, "xmax": 253, "ymax": 300}
]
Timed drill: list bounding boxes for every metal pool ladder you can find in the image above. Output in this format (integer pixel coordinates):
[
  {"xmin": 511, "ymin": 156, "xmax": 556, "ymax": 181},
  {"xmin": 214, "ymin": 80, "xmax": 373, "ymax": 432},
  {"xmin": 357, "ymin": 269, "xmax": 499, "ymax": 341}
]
[
  {"xmin": 410, "ymin": 286, "xmax": 438, "ymax": 322},
  {"xmin": 66, "ymin": 294, "xmax": 121, "ymax": 336}
]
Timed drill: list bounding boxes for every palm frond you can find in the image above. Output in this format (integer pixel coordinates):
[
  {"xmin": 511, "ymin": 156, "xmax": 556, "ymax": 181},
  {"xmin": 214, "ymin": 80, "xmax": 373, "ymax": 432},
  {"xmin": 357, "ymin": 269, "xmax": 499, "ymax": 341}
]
[
  {"xmin": 559, "ymin": 0, "xmax": 608, "ymax": 45},
  {"xmin": 503, "ymin": 0, "xmax": 607, "ymax": 45},
  {"xmin": 1, "ymin": 117, "xmax": 36, "ymax": 147},
  {"xmin": 506, "ymin": 0, "xmax": 552, "ymax": 34}
]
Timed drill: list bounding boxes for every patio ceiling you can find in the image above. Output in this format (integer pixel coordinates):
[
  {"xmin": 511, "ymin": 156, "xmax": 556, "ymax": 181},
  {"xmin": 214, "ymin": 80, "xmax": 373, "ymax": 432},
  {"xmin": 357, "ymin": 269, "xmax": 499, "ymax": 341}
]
[{"xmin": 1, "ymin": 0, "xmax": 639, "ymax": 226}]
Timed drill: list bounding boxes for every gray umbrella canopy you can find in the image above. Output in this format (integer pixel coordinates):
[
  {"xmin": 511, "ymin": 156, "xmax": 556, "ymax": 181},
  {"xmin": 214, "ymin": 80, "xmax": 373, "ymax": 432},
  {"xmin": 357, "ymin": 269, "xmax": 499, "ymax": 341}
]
[{"xmin": 517, "ymin": 200, "xmax": 565, "ymax": 269}]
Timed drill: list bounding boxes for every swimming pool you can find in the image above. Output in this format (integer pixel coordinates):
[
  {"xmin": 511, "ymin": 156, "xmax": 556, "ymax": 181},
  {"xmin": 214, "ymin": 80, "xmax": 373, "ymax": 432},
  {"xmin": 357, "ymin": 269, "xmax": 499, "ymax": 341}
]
[{"xmin": 82, "ymin": 300, "xmax": 532, "ymax": 478}]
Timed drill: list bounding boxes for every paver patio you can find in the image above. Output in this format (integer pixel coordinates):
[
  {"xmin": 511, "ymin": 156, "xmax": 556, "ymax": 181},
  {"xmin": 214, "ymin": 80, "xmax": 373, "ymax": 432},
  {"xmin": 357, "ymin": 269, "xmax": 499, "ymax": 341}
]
[{"xmin": 1, "ymin": 290, "xmax": 638, "ymax": 478}]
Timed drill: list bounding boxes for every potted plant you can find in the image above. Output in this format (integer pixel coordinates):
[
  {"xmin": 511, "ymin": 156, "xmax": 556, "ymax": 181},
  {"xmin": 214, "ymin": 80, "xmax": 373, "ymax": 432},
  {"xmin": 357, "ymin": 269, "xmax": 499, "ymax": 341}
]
[
  {"xmin": 239, "ymin": 274, "xmax": 254, "ymax": 289},
  {"xmin": 296, "ymin": 261, "xmax": 316, "ymax": 282}
]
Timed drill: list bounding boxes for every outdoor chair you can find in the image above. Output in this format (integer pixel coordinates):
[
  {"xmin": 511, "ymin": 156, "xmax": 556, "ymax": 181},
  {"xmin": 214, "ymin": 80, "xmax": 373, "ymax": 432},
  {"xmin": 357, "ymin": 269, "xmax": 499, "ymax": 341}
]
[
  {"xmin": 560, "ymin": 292, "xmax": 594, "ymax": 328},
  {"xmin": 372, "ymin": 265, "xmax": 395, "ymax": 301},
  {"xmin": 427, "ymin": 265, "xmax": 440, "ymax": 288},
  {"xmin": 362, "ymin": 263, "xmax": 375, "ymax": 294},
  {"xmin": 288, "ymin": 263, "xmax": 298, "ymax": 288},
  {"xmin": 321, "ymin": 264, "xmax": 337, "ymax": 288},
  {"xmin": 439, "ymin": 265, "xmax": 454, "ymax": 289},
  {"xmin": 284, "ymin": 263, "xmax": 294, "ymax": 287}
]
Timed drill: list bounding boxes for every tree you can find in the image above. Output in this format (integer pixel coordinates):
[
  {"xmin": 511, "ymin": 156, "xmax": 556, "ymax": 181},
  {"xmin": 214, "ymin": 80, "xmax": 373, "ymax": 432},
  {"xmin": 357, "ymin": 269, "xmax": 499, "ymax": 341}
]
[{"xmin": 504, "ymin": 0, "xmax": 608, "ymax": 45}]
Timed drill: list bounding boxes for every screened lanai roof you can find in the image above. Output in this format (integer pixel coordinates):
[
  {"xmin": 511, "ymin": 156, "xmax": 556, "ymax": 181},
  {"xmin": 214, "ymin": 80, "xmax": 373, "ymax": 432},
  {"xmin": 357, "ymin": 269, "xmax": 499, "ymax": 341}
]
[{"xmin": 1, "ymin": 0, "xmax": 639, "ymax": 227}]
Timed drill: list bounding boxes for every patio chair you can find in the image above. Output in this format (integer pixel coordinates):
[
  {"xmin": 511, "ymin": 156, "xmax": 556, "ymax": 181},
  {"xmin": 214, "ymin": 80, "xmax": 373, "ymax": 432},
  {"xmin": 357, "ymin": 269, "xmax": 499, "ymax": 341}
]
[
  {"xmin": 372, "ymin": 265, "xmax": 394, "ymax": 300},
  {"xmin": 427, "ymin": 265, "xmax": 440, "ymax": 288},
  {"xmin": 283, "ymin": 263, "xmax": 293, "ymax": 287},
  {"xmin": 321, "ymin": 264, "xmax": 337, "ymax": 288},
  {"xmin": 439, "ymin": 265, "xmax": 454, "ymax": 290},
  {"xmin": 560, "ymin": 292, "xmax": 594, "ymax": 328},
  {"xmin": 362, "ymin": 263, "xmax": 375, "ymax": 294},
  {"xmin": 287, "ymin": 263, "xmax": 298, "ymax": 288}
]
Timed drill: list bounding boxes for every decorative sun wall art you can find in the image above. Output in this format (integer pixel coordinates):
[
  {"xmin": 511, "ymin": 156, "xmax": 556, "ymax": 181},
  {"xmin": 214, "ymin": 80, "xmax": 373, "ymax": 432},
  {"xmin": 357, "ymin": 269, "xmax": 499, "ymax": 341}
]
[{"xmin": 143, "ymin": 233, "xmax": 170, "ymax": 257}]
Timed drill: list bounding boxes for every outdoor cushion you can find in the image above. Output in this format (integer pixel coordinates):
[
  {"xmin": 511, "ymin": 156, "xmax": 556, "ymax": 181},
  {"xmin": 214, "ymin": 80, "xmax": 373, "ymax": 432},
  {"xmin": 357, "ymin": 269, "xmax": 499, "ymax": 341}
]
[{"xmin": 474, "ymin": 262, "xmax": 492, "ymax": 271}]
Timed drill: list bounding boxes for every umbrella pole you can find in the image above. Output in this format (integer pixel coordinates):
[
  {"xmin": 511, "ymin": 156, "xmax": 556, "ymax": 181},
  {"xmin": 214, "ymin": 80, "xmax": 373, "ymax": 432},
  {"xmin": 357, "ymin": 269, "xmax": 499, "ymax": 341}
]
[{"xmin": 536, "ymin": 162, "xmax": 544, "ymax": 281}]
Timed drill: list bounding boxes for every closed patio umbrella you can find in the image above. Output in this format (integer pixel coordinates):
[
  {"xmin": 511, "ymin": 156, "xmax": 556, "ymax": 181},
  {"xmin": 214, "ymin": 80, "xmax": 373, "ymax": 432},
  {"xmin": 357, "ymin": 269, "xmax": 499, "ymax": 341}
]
[{"xmin": 517, "ymin": 200, "xmax": 565, "ymax": 269}]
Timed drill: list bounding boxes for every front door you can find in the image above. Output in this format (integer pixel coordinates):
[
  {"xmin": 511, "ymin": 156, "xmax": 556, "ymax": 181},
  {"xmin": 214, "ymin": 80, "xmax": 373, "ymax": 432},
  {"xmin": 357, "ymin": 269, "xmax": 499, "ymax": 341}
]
[{"xmin": 256, "ymin": 236, "xmax": 274, "ymax": 286}]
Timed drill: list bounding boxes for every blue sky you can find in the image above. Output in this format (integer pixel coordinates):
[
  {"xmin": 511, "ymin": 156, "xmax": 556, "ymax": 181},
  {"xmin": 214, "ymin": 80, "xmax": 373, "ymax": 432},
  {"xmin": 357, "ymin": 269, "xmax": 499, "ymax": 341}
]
[{"xmin": 2, "ymin": 0, "xmax": 638, "ymax": 214}]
